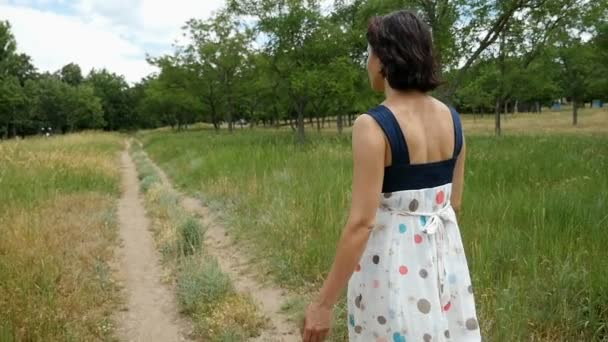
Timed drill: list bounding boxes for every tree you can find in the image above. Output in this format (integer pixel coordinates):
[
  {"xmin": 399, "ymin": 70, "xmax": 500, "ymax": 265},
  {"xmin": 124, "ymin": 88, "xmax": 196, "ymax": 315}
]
[
  {"xmin": 24, "ymin": 74, "xmax": 105, "ymax": 133},
  {"xmin": 141, "ymin": 57, "xmax": 203, "ymax": 130},
  {"xmin": 236, "ymin": 52, "xmax": 275, "ymax": 127},
  {"xmin": 182, "ymin": 10, "xmax": 253, "ymax": 132},
  {"xmin": 556, "ymin": 41, "xmax": 594, "ymax": 125},
  {"xmin": 230, "ymin": 0, "xmax": 331, "ymax": 143},
  {"xmin": 64, "ymin": 85, "xmax": 105, "ymax": 131},
  {"xmin": 60, "ymin": 63, "xmax": 84, "ymax": 86},
  {"xmin": 0, "ymin": 76, "xmax": 26, "ymax": 138},
  {"xmin": 0, "ymin": 21, "xmax": 35, "ymax": 138},
  {"xmin": 86, "ymin": 69, "xmax": 132, "ymax": 130}
]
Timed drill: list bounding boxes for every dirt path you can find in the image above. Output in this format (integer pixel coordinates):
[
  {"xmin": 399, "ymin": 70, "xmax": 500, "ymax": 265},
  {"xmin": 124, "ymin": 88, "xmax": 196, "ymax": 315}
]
[
  {"xmin": 150, "ymin": 153, "xmax": 300, "ymax": 342},
  {"xmin": 114, "ymin": 147, "xmax": 191, "ymax": 342}
]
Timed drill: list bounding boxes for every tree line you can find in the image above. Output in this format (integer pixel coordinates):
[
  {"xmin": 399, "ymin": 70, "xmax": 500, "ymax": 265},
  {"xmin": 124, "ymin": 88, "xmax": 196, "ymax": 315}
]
[{"xmin": 1, "ymin": 0, "xmax": 607, "ymax": 140}]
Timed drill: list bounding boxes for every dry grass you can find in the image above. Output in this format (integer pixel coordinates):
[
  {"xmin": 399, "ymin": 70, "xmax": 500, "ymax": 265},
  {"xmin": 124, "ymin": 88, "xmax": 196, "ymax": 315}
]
[
  {"xmin": 0, "ymin": 132, "xmax": 122, "ymax": 341},
  {"xmin": 462, "ymin": 107, "xmax": 608, "ymax": 135}
]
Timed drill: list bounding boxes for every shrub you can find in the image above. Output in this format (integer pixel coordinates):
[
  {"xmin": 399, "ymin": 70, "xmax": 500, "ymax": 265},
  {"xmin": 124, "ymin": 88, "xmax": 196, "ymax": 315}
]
[
  {"xmin": 177, "ymin": 258, "xmax": 232, "ymax": 314},
  {"xmin": 179, "ymin": 217, "xmax": 202, "ymax": 256}
]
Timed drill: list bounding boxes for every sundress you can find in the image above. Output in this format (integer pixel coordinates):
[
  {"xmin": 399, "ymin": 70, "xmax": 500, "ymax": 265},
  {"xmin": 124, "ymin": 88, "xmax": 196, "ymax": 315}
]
[{"xmin": 347, "ymin": 105, "xmax": 481, "ymax": 342}]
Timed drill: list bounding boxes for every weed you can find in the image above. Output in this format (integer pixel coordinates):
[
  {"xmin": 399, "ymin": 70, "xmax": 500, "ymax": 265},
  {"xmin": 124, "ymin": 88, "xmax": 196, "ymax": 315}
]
[{"xmin": 176, "ymin": 257, "xmax": 233, "ymax": 314}]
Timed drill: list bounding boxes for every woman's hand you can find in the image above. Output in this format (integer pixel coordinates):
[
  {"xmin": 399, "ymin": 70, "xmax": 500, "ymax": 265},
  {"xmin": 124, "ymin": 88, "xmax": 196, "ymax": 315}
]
[{"xmin": 302, "ymin": 302, "xmax": 333, "ymax": 342}]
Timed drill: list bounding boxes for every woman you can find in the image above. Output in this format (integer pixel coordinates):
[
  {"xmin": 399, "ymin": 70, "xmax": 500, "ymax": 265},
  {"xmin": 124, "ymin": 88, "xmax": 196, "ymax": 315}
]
[{"xmin": 302, "ymin": 10, "xmax": 481, "ymax": 342}]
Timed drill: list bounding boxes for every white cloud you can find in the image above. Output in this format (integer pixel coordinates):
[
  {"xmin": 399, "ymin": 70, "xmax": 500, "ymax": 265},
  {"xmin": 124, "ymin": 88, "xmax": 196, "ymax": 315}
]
[
  {"xmin": 73, "ymin": 0, "xmax": 225, "ymax": 48},
  {"xmin": 1, "ymin": 0, "xmax": 226, "ymax": 83}
]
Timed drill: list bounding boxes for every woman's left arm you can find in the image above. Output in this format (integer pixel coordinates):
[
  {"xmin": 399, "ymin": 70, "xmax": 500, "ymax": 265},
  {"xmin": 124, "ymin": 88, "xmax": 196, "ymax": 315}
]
[{"xmin": 302, "ymin": 114, "xmax": 385, "ymax": 342}]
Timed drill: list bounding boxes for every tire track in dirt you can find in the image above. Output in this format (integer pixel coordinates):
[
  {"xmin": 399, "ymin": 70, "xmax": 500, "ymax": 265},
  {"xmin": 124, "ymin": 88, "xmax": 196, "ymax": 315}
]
[
  {"xmin": 114, "ymin": 145, "xmax": 193, "ymax": 342},
  {"xmin": 146, "ymin": 148, "xmax": 300, "ymax": 342}
]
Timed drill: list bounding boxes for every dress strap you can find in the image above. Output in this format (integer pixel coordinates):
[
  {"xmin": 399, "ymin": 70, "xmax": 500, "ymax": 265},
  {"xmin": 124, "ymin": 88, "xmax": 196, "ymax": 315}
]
[
  {"xmin": 366, "ymin": 105, "xmax": 410, "ymax": 165},
  {"xmin": 450, "ymin": 107, "xmax": 464, "ymax": 158}
]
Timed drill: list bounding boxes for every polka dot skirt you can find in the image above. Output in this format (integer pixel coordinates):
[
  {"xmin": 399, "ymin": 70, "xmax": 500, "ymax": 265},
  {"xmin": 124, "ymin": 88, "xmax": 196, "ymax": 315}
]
[{"xmin": 348, "ymin": 184, "xmax": 481, "ymax": 341}]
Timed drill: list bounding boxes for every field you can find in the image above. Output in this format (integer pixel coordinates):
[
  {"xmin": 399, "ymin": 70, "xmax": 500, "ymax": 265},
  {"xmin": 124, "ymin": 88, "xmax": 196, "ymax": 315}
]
[
  {"xmin": 138, "ymin": 108, "xmax": 608, "ymax": 341},
  {"xmin": 0, "ymin": 133, "xmax": 123, "ymax": 341}
]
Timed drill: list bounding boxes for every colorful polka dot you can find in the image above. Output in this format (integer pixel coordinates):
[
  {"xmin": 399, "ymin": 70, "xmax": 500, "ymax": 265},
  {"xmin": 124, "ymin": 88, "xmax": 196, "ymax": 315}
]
[
  {"xmin": 409, "ymin": 199, "xmax": 419, "ymax": 211},
  {"xmin": 399, "ymin": 223, "xmax": 407, "ymax": 233},
  {"xmin": 355, "ymin": 294, "xmax": 363, "ymax": 309},
  {"xmin": 393, "ymin": 332, "xmax": 406, "ymax": 342},
  {"xmin": 417, "ymin": 298, "xmax": 431, "ymax": 314},
  {"xmin": 465, "ymin": 318, "xmax": 479, "ymax": 330},
  {"xmin": 436, "ymin": 190, "xmax": 445, "ymax": 204},
  {"xmin": 373, "ymin": 255, "xmax": 380, "ymax": 264},
  {"xmin": 347, "ymin": 187, "xmax": 477, "ymax": 340},
  {"xmin": 420, "ymin": 216, "xmax": 427, "ymax": 226}
]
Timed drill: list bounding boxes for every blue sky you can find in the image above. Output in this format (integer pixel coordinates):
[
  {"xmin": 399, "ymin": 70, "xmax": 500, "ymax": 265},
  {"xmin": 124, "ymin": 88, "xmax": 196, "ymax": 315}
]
[{"xmin": 0, "ymin": 0, "xmax": 226, "ymax": 83}]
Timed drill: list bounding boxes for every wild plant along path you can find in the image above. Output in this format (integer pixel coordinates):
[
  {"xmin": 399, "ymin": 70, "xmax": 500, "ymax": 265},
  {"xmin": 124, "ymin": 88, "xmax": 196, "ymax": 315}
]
[
  {"xmin": 114, "ymin": 146, "xmax": 192, "ymax": 341},
  {"xmin": 150, "ymin": 150, "xmax": 300, "ymax": 342}
]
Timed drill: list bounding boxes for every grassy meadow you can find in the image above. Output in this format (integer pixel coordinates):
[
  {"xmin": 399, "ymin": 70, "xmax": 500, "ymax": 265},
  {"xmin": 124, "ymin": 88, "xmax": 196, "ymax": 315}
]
[
  {"xmin": 139, "ymin": 108, "xmax": 608, "ymax": 341},
  {"xmin": 0, "ymin": 133, "xmax": 123, "ymax": 341}
]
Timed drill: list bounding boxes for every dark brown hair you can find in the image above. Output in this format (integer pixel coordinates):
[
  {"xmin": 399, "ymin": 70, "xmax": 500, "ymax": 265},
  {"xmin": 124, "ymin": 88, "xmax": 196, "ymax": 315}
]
[{"xmin": 366, "ymin": 10, "xmax": 441, "ymax": 92}]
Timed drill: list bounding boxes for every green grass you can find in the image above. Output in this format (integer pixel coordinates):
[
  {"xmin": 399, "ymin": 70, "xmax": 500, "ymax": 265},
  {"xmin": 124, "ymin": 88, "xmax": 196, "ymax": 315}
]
[
  {"xmin": 0, "ymin": 132, "xmax": 123, "ymax": 341},
  {"xmin": 139, "ymin": 127, "xmax": 608, "ymax": 341}
]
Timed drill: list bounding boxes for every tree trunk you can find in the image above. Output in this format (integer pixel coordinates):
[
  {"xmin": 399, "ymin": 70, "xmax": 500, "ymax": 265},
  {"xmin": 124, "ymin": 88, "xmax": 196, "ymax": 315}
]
[
  {"xmin": 297, "ymin": 103, "xmax": 305, "ymax": 144},
  {"xmin": 572, "ymin": 98, "xmax": 578, "ymax": 126},
  {"xmin": 337, "ymin": 113, "xmax": 344, "ymax": 134},
  {"xmin": 316, "ymin": 116, "xmax": 321, "ymax": 131},
  {"xmin": 210, "ymin": 104, "xmax": 220, "ymax": 131},
  {"xmin": 495, "ymin": 99, "xmax": 502, "ymax": 136},
  {"xmin": 514, "ymin": 100, "xmax": 519, "ymax": 114}
]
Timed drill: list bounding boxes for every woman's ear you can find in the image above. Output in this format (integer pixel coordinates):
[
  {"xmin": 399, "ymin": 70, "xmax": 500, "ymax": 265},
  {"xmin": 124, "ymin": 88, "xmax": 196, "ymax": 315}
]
[
  {"xmin": 373, "ymin": 64, "xmax": 385, "ymax": 92},
  {"xmin": 367, "ymin": 51, "xmax": 385, "ymax": 92}
]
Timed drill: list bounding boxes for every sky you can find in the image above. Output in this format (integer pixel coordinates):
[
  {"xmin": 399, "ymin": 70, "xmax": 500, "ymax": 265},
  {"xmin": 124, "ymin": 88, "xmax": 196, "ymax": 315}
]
[{"xmin": 0, "ymin": 0, "xmax": 226, "ymax": 83}]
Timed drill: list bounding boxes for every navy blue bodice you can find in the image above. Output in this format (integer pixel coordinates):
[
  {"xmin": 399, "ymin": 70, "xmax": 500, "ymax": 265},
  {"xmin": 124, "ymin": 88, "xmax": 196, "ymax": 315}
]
[{"xmin": 366, "ymin": 105, "xmax": 464, "ymax": 193}]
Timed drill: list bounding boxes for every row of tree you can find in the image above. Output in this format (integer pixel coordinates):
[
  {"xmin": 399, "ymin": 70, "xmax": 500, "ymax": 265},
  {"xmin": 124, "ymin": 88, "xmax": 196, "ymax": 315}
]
[
  {"xmin": 0, "ymin": 22, "xmax": 151, "ymax": 138},
  {"xmin": 1, "ymin": 0, "xmax": 607, "ymax": 140}
]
